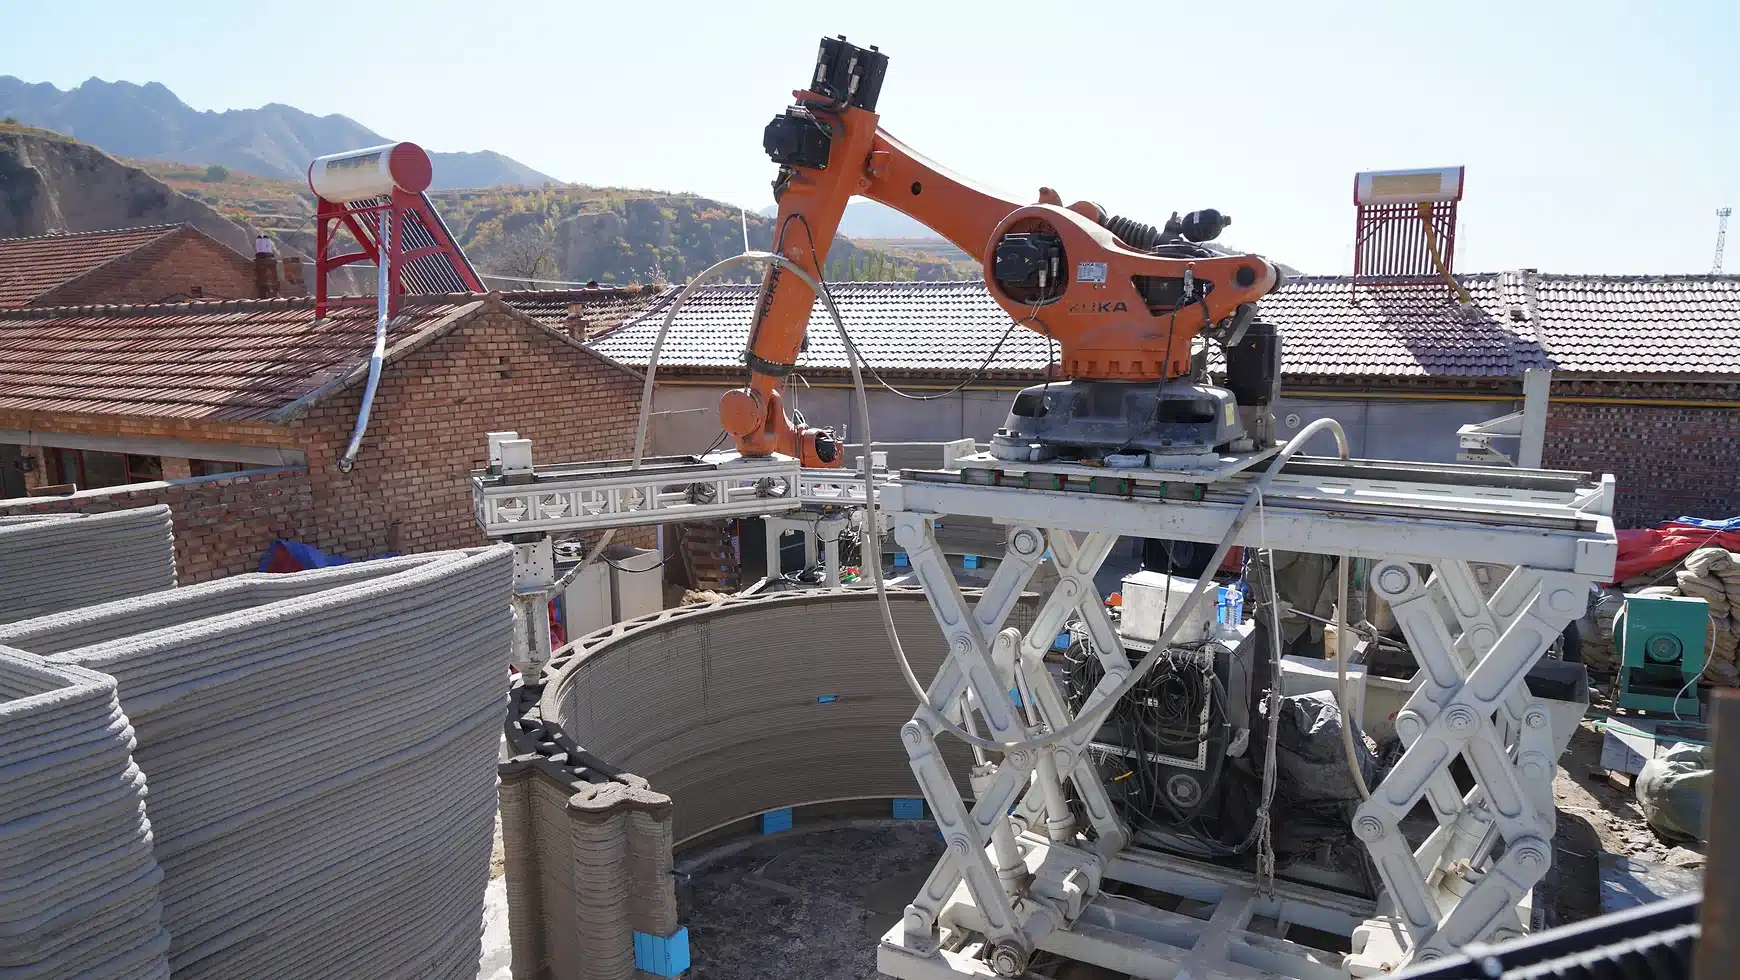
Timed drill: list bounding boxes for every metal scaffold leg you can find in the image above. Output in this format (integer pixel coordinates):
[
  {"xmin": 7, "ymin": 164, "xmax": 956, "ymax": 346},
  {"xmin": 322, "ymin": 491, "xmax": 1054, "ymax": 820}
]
[
  {"xmin": 889, "ymin": 516, "xmax": 1128, "ymax": 977},
  {"xmin": 1347, "ymin": 559, "xmax": 1586, "ymax": 970}
]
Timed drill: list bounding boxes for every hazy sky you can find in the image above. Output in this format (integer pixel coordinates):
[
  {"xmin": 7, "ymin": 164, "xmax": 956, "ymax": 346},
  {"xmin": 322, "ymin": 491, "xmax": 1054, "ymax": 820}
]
[{"xmin": 4, "ymin": 0, "xmax": 1736, "ymax": 275}]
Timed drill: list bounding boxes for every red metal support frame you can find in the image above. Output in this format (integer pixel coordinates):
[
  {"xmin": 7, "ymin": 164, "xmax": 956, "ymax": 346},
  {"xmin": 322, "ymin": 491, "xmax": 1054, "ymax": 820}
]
[{"xmin": 312, "ymin": 189, "xmax": 484, "ymax": 319}]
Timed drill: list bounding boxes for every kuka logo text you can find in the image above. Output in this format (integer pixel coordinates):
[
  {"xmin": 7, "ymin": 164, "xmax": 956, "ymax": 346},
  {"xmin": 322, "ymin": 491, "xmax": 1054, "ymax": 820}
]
[{"xmin": 1068, "ymin": 301, "xmax": 1129, "ymax": 314}]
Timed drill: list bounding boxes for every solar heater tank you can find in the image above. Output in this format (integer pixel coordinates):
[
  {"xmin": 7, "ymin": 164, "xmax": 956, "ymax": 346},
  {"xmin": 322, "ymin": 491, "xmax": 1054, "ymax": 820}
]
[{"xmin": 307, "ymin": 142, "xmax": 433, "ymax": 203}]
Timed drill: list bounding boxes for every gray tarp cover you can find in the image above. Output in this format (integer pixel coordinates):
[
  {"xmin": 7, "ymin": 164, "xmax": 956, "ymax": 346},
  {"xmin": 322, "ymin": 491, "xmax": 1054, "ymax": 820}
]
[{"xmin": 1636, "ymin": 741, "xmax": 1712, "ymax": 843}]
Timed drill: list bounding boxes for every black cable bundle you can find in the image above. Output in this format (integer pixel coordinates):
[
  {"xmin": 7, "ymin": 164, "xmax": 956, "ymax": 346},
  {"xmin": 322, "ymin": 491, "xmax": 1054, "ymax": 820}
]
[{"xmin": 1062, "ymin": 634, "xmax": 1253, "ymax": 859}]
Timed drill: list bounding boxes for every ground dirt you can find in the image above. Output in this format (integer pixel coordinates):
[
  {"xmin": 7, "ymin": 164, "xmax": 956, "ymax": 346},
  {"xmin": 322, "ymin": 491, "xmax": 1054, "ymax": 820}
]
[{"xmin": 1540, "ymin": 716, "xmax": 1686, "ymax": 927}]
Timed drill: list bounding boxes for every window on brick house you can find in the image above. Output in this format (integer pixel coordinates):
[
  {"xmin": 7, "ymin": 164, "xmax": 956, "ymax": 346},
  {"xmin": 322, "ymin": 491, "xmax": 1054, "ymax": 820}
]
[
  {"xmin": 190, "ymin": 459, "xmax": 245, "ymax": 477},
  {"xmin": 45, "ymin": 449, "xmax": 162, "ymax": 490}
]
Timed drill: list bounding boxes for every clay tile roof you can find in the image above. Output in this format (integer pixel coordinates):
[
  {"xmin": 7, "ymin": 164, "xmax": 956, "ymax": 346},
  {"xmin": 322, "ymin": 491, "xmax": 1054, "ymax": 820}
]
[
  {"xmin": 592, "ymin": 281, "xmax": 1057, "ymax": 379},
  {"xmin": 1256, "ymin": 272, "xmax": 1552, "ymax": 377},
  {"xmin": 0, "ymin": 295, "xmax": 483, "ymax": 422},
  {"xmin": 1529, "ymin": 273, "xmax": 1740, "ymax": 375},
  {"xmin": 590, "ymin": 277, "xmax": 1552, "ymax": 380},
  {"xmin": 499, "ymin": 286, "xmax": 669, "ymax": 335},
  {"xmin": 0, "ymin": 224, "xmax": 186, "ymax": 309}
]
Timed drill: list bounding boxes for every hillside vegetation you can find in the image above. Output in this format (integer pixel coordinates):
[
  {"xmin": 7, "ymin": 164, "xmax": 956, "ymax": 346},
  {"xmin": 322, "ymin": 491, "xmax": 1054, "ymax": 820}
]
[{"xmin": 133, "ymin": 159, "xmax": 980, "ymax": 286}]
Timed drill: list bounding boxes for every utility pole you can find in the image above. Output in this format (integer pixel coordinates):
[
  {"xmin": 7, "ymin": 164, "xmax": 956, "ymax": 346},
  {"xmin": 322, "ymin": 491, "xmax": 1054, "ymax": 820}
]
[{"xmin": 1716, "ymin": 207, "xmax": 1732, "ymax": 274}]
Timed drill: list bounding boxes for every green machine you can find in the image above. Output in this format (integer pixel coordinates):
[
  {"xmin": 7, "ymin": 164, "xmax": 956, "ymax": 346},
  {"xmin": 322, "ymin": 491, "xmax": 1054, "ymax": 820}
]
[{"xmin": 1617, "ymin": 594, "xmax": 1708, "ymax": 716}]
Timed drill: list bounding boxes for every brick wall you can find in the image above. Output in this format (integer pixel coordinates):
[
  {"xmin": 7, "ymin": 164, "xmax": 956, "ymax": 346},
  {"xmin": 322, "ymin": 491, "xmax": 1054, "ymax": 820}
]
[
  {"xmin": 0, "ymin": 466, "xmax": 314, "ymax": 583},
  {"xmin": 290, "ymin": 307, "xmax": 654, "ymax": 558},
  {"xmin": 0, "ymin": 409, "xmax": 292, "ymax": 448},
  {"xmin": 35, "ymin": 228, "xmax": 259, "ymax": 307},
  {"xmin": 1543, "ymin": 383, "xmax": 1740, "ymax": 528}
]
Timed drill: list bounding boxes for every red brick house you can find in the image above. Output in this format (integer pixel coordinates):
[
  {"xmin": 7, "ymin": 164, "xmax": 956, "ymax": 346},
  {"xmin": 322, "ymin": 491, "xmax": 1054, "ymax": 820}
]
[
  {"xmin": 0, "ymin": 288, "xmax": 660, "ymax": 581},
  {"xmin": 0, "ymin": 223, "xmax": 266, "ymax": 309}
]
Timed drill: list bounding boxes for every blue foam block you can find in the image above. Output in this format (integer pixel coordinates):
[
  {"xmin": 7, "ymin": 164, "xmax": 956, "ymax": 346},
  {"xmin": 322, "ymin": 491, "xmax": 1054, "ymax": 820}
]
[
  {"xmin": 760, "ymin": 808, "xmax": 793, "ymax": 834},
  {"xmin": 893, "ymin": 552, "xmax": 909, "ymax": 568},
  {"xmin": 634, "ymin": 927, "xmax": 691, "ymax": 976},
  {"xmin": 892, "ymin": 798, "xmax": 925, "ymax": 820},
  {"xmin": 962, "ymin": 554, "xmax": 980, "ymax": 569},
  {"xmin": 816, "ymin": 695, "xmax": 838, "ymax": 703}
]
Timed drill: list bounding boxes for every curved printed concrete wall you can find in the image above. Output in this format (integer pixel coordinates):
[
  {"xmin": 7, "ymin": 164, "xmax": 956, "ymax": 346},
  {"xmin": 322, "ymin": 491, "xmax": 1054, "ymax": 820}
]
[
  {"xmin": 501, "ymin": 587, "xmax": 1034, "ymax": 980},
  {"xmin": 0, "ymin": 546, "xmax": 512, "ymax": 980},
  {"xmin": 541, "ymin": 587, "xmax": 1034, "ymax": 844},
  {"xmin": 0, "ymin": 507, "xmax": 176, "ymax": 625},
  {"xmin": 0, "ymin": 647, "xmax": 170, "ymax": 980}
]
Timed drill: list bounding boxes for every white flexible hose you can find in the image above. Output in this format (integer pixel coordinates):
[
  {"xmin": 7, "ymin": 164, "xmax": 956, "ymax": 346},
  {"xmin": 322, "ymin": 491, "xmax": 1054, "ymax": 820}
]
[
  {"xmin": 1335, "ymin": 552, "xmax": 1372, "ymax": 799},
  {"xmin": 336, "ymin": 209, "xmax": 391, "ymax": 473},
  {"xmin": 543, "ymin": 256, "xmax": 738, "ymax": 594}
]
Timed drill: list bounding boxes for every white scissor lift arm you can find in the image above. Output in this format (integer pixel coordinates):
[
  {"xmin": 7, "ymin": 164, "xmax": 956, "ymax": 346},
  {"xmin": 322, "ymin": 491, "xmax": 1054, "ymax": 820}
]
[{"xmin": 874, "ymin": 452, "xmax": 1617, "ymax": 980}]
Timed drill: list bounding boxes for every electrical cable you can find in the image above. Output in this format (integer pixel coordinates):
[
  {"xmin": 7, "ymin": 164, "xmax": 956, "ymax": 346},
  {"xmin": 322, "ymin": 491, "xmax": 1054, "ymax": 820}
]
[
  {"xmin": 1670, "ymin": 610, "xmax": 1718, "ymax": 723},
  {"xmin": 476, "ymin": 272, "xmax": 619, "ymax": 286},
  {"xmin": 785, "ymin": 212, "xmax": 1036, "ymax": 402},
  {"xmin": 857, "ymin": 316, "xmax": 1028, "ymax": 401}
]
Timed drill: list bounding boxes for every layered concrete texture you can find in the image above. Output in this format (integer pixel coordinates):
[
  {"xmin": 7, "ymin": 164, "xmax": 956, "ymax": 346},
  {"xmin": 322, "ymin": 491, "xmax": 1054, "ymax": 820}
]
[
  {"xmin": 499, "ymin": 696, "xmax": 678, "ymax": 980},
  {"xmin": 542, "ymin": 588, "xmax": 1027, "ymax": 843},
  {"xmin": 0, "ymin": 546, "xmax": 514, "ymax": 979},
  {"xmin": 0, "ymin": 506, "xmax": 176, "ymax": 625},
  {"xmin": 500, "ymin": 588, "xmax": 1035, "ymax": 979},
  {"xmin": 0, "ymin": 646, "xmax": 170, "ymax": 980}
]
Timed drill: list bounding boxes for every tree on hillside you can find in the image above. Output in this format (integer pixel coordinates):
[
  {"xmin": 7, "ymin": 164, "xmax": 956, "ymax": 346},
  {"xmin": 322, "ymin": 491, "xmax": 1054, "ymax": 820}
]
[
  {"xmin": 494, "ymin": 223, "xmax": 558, "ymax": 284},
  {"xmin": 202, "ymin": 164, "xmax": 230, "ymax": 182}
]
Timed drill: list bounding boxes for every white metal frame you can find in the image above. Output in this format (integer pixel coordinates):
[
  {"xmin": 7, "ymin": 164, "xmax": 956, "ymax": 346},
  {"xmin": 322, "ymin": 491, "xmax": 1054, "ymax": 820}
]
[
  {"xmin": 470, "ymin": 434, "xmax": 804, "ymax": 679},
  {"xmin": 875, "ymin": 455, "xmax": 1616, "ymax": 979},
  {"xmin": 472, "ymin": 441, "xmax": 802, "ymax": 537}
]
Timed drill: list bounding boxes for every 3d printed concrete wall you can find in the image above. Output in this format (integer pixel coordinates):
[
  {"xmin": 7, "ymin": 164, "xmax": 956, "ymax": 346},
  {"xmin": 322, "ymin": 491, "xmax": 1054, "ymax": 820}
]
[
  {"xmin": 0, "ymin": 646, "xmax": 170, "ymax": 980},
  {"xmin": 544, "ymin": 588, "xmax": 1015, "ymax": 843},
  {"xmin": 500, "ymin": 587, "xmax": 1038, "ymax": 980},
  {"xmin": 0, "ymin": 544, "xmax": 513, "ymax": 979},
  {"xmin": 0, "ymin": 506, "xmax": 176, "ymax": 624},
  {"xmin": 498, "ymin": 710, "xmax": 677, "ymax": 980}
]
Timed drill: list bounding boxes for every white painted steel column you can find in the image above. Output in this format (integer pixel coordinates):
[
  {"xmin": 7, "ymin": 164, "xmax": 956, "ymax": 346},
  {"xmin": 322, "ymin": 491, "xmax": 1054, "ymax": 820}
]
[{"xmin": 1519, "ymin": 368, "xmax": 1550, "ymax": 469}]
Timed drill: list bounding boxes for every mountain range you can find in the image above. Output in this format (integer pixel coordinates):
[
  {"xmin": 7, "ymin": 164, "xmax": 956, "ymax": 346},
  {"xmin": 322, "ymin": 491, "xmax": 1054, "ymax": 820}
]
[
  {"xmin": 759, "ymin": 202, "xmax": 940, "ymax": 240},
  {"xmin": 0, "ymin": 76, "xmax": 554, "ymax": 189}
]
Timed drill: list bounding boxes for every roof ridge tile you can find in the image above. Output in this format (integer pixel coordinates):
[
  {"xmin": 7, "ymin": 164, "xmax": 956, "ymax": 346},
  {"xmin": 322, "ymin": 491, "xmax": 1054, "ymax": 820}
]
[{"xmin": 0, "ymin": 222, "xmax": 187, "ymax": 245}]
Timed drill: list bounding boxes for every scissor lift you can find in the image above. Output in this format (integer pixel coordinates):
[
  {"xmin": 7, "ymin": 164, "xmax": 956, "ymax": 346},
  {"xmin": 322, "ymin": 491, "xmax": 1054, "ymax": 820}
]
[{"xmin": 872, "ymin": 452, "xmax": 1614, "ymax": 978}]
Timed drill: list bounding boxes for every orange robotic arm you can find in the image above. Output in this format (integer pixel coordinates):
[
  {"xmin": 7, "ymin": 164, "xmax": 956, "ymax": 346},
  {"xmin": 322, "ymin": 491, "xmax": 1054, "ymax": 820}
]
[{"xmin": 725, "ymin": 37, "xmax": 1281, "ymax": 467}]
